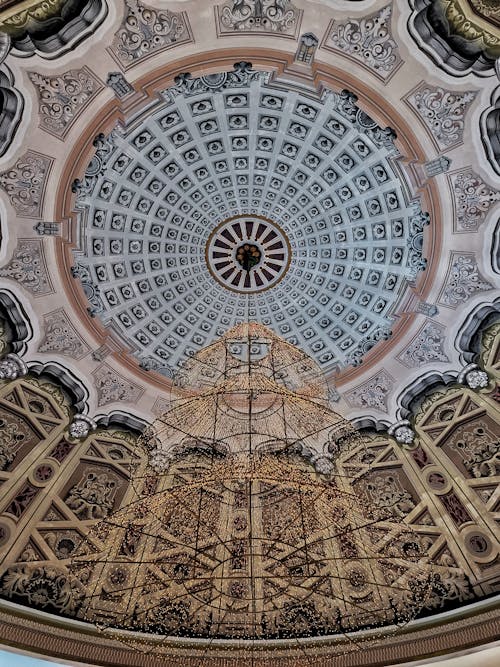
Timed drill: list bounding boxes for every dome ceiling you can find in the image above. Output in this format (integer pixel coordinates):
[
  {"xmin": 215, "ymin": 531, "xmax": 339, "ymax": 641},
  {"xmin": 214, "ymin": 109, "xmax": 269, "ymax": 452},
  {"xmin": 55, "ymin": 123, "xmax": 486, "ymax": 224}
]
[
  {"xmin": 71, "ymin": 67, "xmax": 428, "ymax": 377},
  {"xmin": 0, "ymin": 0, "xmax": 494, "ymax": 427},
  {"xmin": 0, "ymin": 1, "xmax": 498, "ymax": 662}
]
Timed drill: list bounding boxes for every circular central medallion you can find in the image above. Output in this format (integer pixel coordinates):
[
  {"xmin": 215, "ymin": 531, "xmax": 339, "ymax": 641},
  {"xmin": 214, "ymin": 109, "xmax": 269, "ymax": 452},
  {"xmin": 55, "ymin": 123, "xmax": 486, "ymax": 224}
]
[{"xmin": 206, "ymin": 215, "xmax": 291, "ymax": 293}]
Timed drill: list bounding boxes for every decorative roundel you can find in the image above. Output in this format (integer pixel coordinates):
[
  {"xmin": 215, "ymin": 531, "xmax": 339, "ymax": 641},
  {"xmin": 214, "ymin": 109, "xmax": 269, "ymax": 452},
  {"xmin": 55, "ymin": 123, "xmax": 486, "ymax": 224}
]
[
  {"xmin": 206, "ymin": 215, "xmax": 291, "ymax": 293},
  {"xmin": 465, "ymin": 531, "xmax": 493, "ymax": 557},
  {"xmin": 71, "ymin": 66, "xmax": 429, "ymax": 376}
]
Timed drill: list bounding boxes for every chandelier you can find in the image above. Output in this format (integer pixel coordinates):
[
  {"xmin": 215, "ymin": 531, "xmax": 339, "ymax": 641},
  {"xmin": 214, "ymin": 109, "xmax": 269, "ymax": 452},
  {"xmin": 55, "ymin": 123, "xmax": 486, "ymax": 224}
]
[{"xmin": 70, "ymin": 325, "xmax": 434, "ymax": 665}]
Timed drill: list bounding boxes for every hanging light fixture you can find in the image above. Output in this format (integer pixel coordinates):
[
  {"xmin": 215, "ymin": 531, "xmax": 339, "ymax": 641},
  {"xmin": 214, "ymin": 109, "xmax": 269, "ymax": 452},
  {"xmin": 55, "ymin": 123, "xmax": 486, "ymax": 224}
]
[{"xmin": 70, "ymin": 325, "xmax": 434, "ymax": 665}]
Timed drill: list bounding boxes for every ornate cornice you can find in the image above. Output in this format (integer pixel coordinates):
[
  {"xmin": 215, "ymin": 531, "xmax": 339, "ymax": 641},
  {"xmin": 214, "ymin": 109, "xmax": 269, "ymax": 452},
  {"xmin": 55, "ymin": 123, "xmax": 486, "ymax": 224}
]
[
  {"xmin": 0, "ymin": 0, "xmax": 66, "ymax": 34},
  {"xmin": 447, "ymin": 0, "xmax": 500, "ymax": 55},
  {"xmin": 466, "ymin": 0, "xmax": 500, "ymax": 31},
  {"xmin": 0, "ymin": 596, "xmax": 498, "ymax": 666}
]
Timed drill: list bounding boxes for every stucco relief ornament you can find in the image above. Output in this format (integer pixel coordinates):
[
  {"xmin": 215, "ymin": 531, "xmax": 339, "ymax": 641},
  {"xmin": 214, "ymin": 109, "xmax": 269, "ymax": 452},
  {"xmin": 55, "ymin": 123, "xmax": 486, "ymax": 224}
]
[
  {"xmin": 310, "ymin": 455, "xmax": 335, "ymax": 476},
  {"xmin": 1, "ymin": 565, "xmax": 84, "ymax": 614},
  {"xmin": 0, "ymin": 239, "xmax": 53, "ymax": 296},
  {"xmin": 406, "ymin": 84, "xmax": 477, "ymax": 150},
  {"xmin": 407, "ymin": 207, "xmax": 430, "ymax": 278},
  {"xmin": 71, "ymin": 132, "xmax": 118, "ymax": 197},
  {"xmin": 110, "ymin": 0, "xmax": 190, "ymax": 67},
  {"xmin": 219, "ymin": 0, "xmax": 299, "ymax": 34},
  {"xmin": 345, "ymin": 326, "xmax": 392, "ymax": 367},
  {"xmin": 458, "ymin": 364, "xmax": 489, "ymax": 390},
  {"xmin": 0, "ymin": 151, "xmax": 52, "ymax": 218},
  {"xmin": 344, "ymin": 370, "xmax": 394, "ymax": 412},
  {"xmin": 70, "ymin": 263, "xmax": 104, "ymax": 317},
  {"xmin": 439, "ymin": 253, "xmax": 493, "ymax": 308},
  {"xmin": 68, "ymin": 414, "xmax": 97, "ymax": 440},
  {"xmin": 396, "ymin": 320, "xmax": 449, "ymax": 368},
  {"xmin": 326, "ymin": 5, "xmax": 402, "ymax": 81},
  {"xmin": 362, "ymin": 474, "xmax": 417, "ymax": 520},
  {"xmin": 170, "ymin": 62, "xmax": 264, "ymax": 98},
  {"xmin": 139, "ymin": 357, "xmax": 174, "ymax": 377},
  {"xmin": 38, "ymin": 309, "xmax": 90, "ymax": 359},
  {"xmin": 388, "ymin": 421, "xmax": 415, "ymax": 446},
  {"xmin": 352, "ymin": 100, "xmax": 398, "ymax": 149},
  {"xmin": 327, "ymin": 88, "xmax": 358, "ymax": 121},
  {"xmin": 452, "ymin": 169, "xmax": 500, "ymax": 232},
  {"xmin": 0, "ymin": 353, "xmax": 27, "ymax": 380},
  {"xmin": 0, "ymin": 424, "xmax": 19, "ymax": 470},
  {"xmin": 91, "ymin": 363, "xmax": 144, "ymax": 407},
  {"xmin": 29, "ymin": 68, "xmax": 102, "ymax": 139}
]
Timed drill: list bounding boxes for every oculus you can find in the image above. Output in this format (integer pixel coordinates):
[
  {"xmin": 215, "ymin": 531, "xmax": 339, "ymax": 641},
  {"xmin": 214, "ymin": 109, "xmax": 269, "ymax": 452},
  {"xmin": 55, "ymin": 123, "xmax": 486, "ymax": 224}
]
[{"xmin": 206, "ymin": 216, "xmax": 290, "ymax": 293}]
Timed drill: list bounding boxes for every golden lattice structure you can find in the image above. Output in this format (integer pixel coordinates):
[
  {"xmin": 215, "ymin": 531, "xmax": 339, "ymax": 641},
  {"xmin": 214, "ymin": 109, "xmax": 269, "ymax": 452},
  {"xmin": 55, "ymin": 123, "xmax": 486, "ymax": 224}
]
[
  {"xmin": 68, "ymin": 326, "xmax": 436, "ymax": 662},
  {"xmin": 143, "ymin": 323, "xmax": 358, "ymax": 472}
]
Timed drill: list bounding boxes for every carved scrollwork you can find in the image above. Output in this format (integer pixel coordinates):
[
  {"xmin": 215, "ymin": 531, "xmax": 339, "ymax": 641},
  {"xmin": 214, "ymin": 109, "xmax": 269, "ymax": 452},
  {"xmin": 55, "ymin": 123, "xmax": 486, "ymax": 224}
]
[
  {"xmin": 405, "ymin": 83, "xmax": 477, "ymax": 150},
  {"xmin": 0, "ymin": 152, "xmax": 53, "ymax": 218},
  {"xmin": 65, "ymin": 470, "xmax": 119, "ymax": 520},
  {"xmin": 438, "ymin": 253, "xmax": 493, "ymax": 309},
  {"xmin": 0, "ymin": 239, "xmax": 53, "ymax": 297},
  {"xmin": 29, "ymin": 67, "xmax": 102, "ymax": 139},
  {"xmin": 360, "ymin": 473, "xmax": 417, "ymax": 520},
  {"xmin": 91, "ymin": 363, "xmax": 144, "ymax": 407},
  {"xmin": 450, "ymin": 169, "xmax": 500, "ymax": 232},
  {"xmin": 448, "ymin": 420, "xmax": 499, "ymax": 478},
  {"xmin": 323, "ymin": 5, "xmax": 402, "ymax": 82},
  {"xmin": 344, "ymin": 370, "xmax": 394, "ymax": 412},
  {"xmin": 217, "ymin": 0, "xmax": 301, "ymax": 37},
  {"xmin": 0, "ymin": 564, "xmax": 84, "ymax": 614},
  {"xmin": 109, "ymin": 0, "xmax": 192, "ymax": 69},
  {"xmin": 396, "ymin": 320, "xmax": 449, "ymax": 368}
]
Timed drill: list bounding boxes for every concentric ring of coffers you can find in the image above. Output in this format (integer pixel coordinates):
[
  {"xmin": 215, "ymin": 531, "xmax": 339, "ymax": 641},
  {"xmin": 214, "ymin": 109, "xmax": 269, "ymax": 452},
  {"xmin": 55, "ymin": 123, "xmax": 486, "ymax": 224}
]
[{"xmin": 71, "ymin": 64, "xmax": 429, "ymax": 377}]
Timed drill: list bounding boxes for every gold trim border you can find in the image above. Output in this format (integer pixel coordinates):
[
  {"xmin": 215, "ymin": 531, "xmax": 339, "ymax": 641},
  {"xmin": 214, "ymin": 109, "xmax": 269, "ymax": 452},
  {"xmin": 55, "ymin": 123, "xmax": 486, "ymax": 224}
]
[{"xmin": 0, "ymin": 596, "xmax": 498, "ymax": 666}]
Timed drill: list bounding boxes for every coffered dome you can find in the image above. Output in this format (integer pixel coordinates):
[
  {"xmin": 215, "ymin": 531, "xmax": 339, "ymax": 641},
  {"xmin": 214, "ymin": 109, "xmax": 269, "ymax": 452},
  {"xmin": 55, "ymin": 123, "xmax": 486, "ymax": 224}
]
[{"xmin": 71, "ymin": 66, "xmax": 428, "ymax": 377}]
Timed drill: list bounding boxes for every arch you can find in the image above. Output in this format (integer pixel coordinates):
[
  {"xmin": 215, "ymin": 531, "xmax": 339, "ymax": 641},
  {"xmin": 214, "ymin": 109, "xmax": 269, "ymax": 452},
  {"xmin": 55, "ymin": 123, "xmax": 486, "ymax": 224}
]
[
  {"xmin": 455, "ymin": 297, "xmax": 500, "ymax": 366},
  {"xmin": 26, "ymin": 360, "xmax": 89, "ymax": 414},
  {"xmin": 0, "ymin": 288, "xmax": 33, "ymax": 355}
]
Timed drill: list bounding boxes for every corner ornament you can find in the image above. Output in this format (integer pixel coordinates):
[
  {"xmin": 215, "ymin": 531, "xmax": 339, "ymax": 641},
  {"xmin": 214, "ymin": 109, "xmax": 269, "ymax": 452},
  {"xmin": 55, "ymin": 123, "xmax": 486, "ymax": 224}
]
[
  {"xmin": 110, "ymin": 0, "xmax": 192, "ymax": 69},
  {"xmin": 388, "ymin": 420, "xmax": 416, "ymax": 446},
  {"xmin": 68, "ymin": 414, "xmax": 98, "ymax": 440},
  {"xmin": 323, "ymin": 5, "xmax": 402, "ymax": 82},
  {"xmin": 458, "ymin": 363, "xmax": 489, "ymax": 390},
  {"xmin": 0, "ymin": 353, "xmax": 27, "ymax": 380},
  {"xmin": 217, "ymin": 0, "xmax": 301, "ymax": 37}
]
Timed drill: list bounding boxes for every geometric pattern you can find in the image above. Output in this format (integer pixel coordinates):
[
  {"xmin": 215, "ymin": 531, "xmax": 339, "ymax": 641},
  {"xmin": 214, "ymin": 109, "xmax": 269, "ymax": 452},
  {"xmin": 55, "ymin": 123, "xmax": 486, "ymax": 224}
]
[
  {"xmin": 71, "ymin": 66, "xmax": 428, "ymax": 375},
  {"xmin": 206, "ymin": 215, "xmax": 291, "ymax": 293}
]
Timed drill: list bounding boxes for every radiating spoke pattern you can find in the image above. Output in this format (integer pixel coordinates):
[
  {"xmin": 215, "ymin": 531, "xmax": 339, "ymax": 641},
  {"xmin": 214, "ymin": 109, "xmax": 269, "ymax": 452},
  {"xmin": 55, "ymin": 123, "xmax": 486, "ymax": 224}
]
[{"xmin": 206, "ymin": 216, "xmax": 290, "ymax": 292}]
